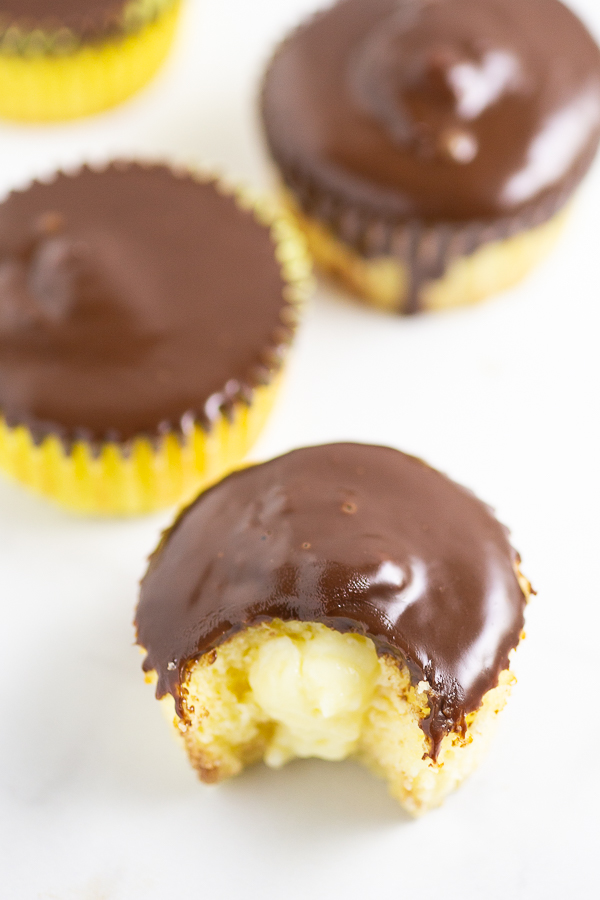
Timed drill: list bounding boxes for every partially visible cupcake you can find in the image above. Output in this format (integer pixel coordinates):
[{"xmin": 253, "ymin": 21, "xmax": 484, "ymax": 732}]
[
  {"xmin": 0, "ymin": 1, "xmax": 182, "ymax": 121},
  {"xmin": 262, "ymin": 0, "xmax": 600, "ymax": 313},
  {"xmin": 0, "ymin": 162, "xmax": 311, "ymax": 514},
  {"xmin": 136, "ymin": 443, "xmax": 532, "ymax": 815}
]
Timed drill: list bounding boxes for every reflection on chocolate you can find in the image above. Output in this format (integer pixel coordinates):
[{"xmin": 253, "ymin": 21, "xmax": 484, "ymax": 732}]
[
  {"xmin": 136, "ymin": 444, "xmax": 529, "ymax": 758},
  {"xmin": 0, "ymin": 164, "xmax": 289, "ymax": 444},
  {"xmin": 352, "ymin": 13, "xmax": 525, "ymax": 163},
  {"xmin": 263, "ymin": 0, "xmax": 600, "ymax": 222}
]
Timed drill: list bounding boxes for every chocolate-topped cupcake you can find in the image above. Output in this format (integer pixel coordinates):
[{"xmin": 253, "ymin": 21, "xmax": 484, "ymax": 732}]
[
  {"xmin": 0, "ymin": 1, "xmax": 182, "ymax": 121},
  {"xmin": 262, "ymin": 0, "xmax": 600, "ymax": 313},
  {"xmin": 136, "ymin": 443, "xmax": 531, "ymax": 815},
  {"xmin": 0, "ymin": 162, "xmax": 310, "ymax": 514}
]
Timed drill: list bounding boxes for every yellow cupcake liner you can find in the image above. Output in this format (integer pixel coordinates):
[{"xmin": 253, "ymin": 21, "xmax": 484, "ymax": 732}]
[
  {"xmin": 0, "ymin": 181, "xmax": 313, "ymax": 515},
  {"xmin": 0, "ymin": 377, "xmax": 281, "ymax": 515},
  {"xmin": 0, "ymin": 0, "xmax": 181, "ymax": 122},
  {"xmin": 281, "ymin": 189, "xmax": 569, "ymax": 314}
]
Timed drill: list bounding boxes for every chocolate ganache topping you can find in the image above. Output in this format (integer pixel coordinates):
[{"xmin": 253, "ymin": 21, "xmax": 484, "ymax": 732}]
[
  {"xmin": 0, "ymin": 1, "xmax": 135, "ymax": 38},
  {"xmin": 136, "ymin": 443, "xmax": 529, "ymax": 757},
  {"xmin": 0, "ymin": 164, "xmax": 290, "ymax": 444},
  {"xmin": 262, "ymin": 0, "xmax": 600, "ymax": 224}
]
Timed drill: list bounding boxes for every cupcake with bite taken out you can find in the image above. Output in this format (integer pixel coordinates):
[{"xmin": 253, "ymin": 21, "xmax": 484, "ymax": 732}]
[{"xmin": 136, "ymin": 443, "xmax": 532, "ymax": 815}]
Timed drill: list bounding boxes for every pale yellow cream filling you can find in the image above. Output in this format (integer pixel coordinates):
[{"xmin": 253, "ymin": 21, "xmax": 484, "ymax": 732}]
[{"xmin": 248, "ymin": 630, "xmax": 379, "ymax": 765}]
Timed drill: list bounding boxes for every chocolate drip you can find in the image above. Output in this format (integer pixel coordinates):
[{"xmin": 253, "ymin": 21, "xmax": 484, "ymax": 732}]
[
  {"xmin": 136, "ymin": 444, "xmax": 529, "ymax": 758},
  {"xmin": 0, "ymin": 164, "xmax": 290, "ymax": 445},
  {"xmin": 262, "ymin": 0, "xmax": 600, "ymax": 310}
]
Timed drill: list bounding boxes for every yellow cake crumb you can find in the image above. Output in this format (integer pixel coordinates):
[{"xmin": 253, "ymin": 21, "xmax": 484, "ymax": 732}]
[{"xmin": 281, "ymin": 190, "xmax": 568, "ymax": 313}]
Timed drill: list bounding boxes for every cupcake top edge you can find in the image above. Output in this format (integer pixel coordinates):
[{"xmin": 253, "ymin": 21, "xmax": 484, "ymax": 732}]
[
  {"xmin": 136, "ymin": 442, "xmax": 530, "ymax": 756},
  {"xmin": 0, "ymin": 162, "xmax": 308, "ymax": 447},
  {"xmin": 0, "ymin": 0, "xmax": 173, "ymax": 44},
  {"xmin": 262, "ymin": 0, "xmax": 600, "ymax": 224}
]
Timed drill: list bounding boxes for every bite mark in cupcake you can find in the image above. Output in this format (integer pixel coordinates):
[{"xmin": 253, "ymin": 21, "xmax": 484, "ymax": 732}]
[{"xmin": 136, "ymin": 443, "xmax": 531, "ymax": 815}]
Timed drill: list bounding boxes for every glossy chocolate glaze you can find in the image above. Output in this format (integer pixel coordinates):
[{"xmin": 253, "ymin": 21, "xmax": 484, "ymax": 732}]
[
  {"xmin": 137, "ymin": 443, "xmax": 528, "ymax": 758},
  {"xmin": 0, "ymin": 1, "xmax": 130, "ymax": 37},
  {"xmin": 262, "ymin": 0, "xmax": 600, "ymax": 309},
  {"xmin": 0, "ymin": 164, "xmax": 290, "ymax": 444}
]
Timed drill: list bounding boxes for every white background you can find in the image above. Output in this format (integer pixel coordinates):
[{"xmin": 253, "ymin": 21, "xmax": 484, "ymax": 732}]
[{"xmin": 1, "ymin": 1, "xmax": 599, "ymax": 896}]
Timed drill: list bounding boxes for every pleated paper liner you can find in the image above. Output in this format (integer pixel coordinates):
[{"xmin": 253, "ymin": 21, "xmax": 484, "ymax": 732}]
[{"xmin": 0, "ymin": 376, "xmax": 281, "ymax": 515}]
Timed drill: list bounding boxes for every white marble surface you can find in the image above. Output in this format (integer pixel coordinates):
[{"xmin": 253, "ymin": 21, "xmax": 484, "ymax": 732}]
[{"xmin": 1, "ymin": 1, "xmax": 599, "ymax": 897}]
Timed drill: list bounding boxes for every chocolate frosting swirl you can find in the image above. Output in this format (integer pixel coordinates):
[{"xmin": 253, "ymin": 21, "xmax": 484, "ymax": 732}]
[
  {"xmin": 136, "ymin": 443, "xmax": 528, "ymax": 757},
  {"xmin": 0, "ymin": 164, "xmax": 290, "ymax": 445},
  {"xmin": 262, "ymin": 0, "xmax": 600, "ymax": 223}
]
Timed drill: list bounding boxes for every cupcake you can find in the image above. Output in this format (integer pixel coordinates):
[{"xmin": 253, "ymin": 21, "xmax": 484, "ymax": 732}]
[
  {"xmin": 262, "ymin": 0, "xmax": 600, "ymax": 313},
  {"xmin": 136, "ymin": 443, "xmax": 531, "ymax": 815},
  {"xmin": 0, "ymin": 0, "xmax": 182, "ymax": 121},
  {"xmin": 0, "ymin": 162, "xmax": 310, "ymax": 514}
]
